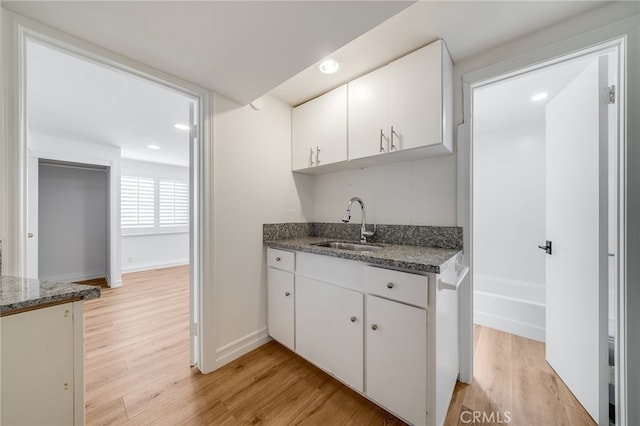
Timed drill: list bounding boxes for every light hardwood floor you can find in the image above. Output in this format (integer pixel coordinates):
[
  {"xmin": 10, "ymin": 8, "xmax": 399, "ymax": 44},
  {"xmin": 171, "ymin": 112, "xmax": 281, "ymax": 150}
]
[{"xmin": 84, "ymin": 266, "xmax": 594, "ymax": 425}]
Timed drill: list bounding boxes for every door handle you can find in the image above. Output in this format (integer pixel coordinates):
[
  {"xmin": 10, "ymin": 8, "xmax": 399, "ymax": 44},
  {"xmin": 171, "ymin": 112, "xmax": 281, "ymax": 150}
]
[{"xmin": 538, "ymin": 240, "xmax": 552, "ymax": 255}]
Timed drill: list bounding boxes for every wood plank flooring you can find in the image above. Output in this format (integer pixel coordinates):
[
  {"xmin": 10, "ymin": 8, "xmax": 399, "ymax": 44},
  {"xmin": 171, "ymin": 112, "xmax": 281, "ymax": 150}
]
[
  {"xmin": 444, "ymin": 325, "xmax": 596, "ymax": 426},
  {"xmin": 85, "ymin": 266, "xmax": 594, "ymax": 425},
  {"xmin": 84, "ymin": 266, "xmax": 401, "ymax": 425}
]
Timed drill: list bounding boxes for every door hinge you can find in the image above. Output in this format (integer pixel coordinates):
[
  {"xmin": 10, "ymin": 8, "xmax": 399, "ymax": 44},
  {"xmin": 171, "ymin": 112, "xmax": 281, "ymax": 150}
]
[
  {"xmin": 609, "ymin": 365, "xmax": 615, "ymax": 385},
  {"xmin": 609, "ymin": 85, "xmax": 616, "ymax": 104}
]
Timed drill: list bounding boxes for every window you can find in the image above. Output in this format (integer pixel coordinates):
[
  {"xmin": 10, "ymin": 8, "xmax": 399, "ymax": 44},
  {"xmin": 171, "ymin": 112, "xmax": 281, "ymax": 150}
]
[
  {"xmin": 159, "ymin": 180, "xmax": 189, "ymax": 227},
  {"xmin": 121, "ymin": 176, "xmax": 155, "ymax": 228},
  {"xmin": 121, "ymin": 175, "xmax": 188, "ymax": 234}
]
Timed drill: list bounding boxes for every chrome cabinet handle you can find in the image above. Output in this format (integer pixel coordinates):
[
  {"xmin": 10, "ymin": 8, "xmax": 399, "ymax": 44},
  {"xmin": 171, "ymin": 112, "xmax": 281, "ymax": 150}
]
[
  {"xmin": 390, "ymin": 126, "xmax": 398, "ymax": 151},
  {"xmin": 386, "ymin": 282, "xmax": 394, "ymax": 289},
  {"xmin": 379, "ymin": 129, "xmax": 385, "ymax": 152},
  {"xmin": 28, "ymin": 233, "xmax": 34, "ymax": 238},
  {"xmin": 309, "ymin": 147, "xmax": 315, "ymax": 166},
  {"xmin": 316, "ymin": 146, "xmax": 320, "ymax": 164},
  {"xmin": 350, "ymin": 316, "xmax": 357, "ymax": 323},
  {"xmin": 284, "ymin": 292, "xmax": 290, "ymax": 297},
  {"xmin": 371, "ymin": 324, "xmax": 378, "ymax": 330}
]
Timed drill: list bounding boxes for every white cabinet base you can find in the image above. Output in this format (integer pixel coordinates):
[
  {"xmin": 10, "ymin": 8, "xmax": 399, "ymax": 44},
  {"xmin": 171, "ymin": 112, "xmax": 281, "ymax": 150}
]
[
  {"xmin": 266, "ymin": 249, "xmax": 461, "ymax": 425},
  {"xmin": 366, "ymin": 295, "xmax": 427, "ymax": 425},
  {"xmin": 1, "ymin": 301, "xmax": 85, "ymax": 426},
  {"xmin": 296, "ymin": 276, "xmax": 364, "ymax": 391}
]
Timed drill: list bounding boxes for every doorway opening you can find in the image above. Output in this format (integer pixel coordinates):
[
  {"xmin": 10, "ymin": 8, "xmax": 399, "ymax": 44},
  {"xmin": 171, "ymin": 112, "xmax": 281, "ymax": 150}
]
[
  {"xmin": 469, "ymin": 43, "xmax": 620, "ymax": 425},
  {"xmin": 36, "ymin": 159, "xmax": 110, "ymax": 283},
  {"xmin": 24, "ymin": 35, "xmax": 202, "ymax": 382}
]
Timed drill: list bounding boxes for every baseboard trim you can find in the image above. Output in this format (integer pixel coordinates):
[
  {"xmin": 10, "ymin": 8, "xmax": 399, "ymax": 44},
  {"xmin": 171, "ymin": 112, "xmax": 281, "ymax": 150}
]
[
  {"xmin": 104, "ymin": 272, "xmax": 122, "ymax": 288},
  {"xmin": 41, "ymin": 270, "xmax": 106, "ymax": 283},
  {"xmin": 475, "ymin": 311, "xmax": 545, "ymax": 342},
  {"xmin": 215, "ymin": 328, "xmax": 271, "ymax": 368},
  {"xmin": 121, "ymin": 260, "xmax": 189, "ymax": 274}
]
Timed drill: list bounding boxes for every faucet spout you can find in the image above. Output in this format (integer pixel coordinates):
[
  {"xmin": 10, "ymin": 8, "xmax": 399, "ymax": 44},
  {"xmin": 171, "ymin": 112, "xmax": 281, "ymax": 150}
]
[{"xmin": 341, "ymin": 197, "xmax": 375, "ymax": 243}]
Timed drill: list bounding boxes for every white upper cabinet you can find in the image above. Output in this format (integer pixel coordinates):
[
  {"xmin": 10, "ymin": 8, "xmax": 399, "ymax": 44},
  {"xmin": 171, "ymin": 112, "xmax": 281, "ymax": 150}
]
[
  {"xmin": 292, "ymin": 84, "xmax": 348, "ymax": 172},
  {"xmin": 292, "ymin": 39, "xmax": 453, "ymax": 174},
  {"xmin": 350, "ymin": 40, "xmax": 453, "ymax": 162},
  {"xmin": 388, "ymin": 40, "xmax": 449, "ymax": 152},
  {"xmin": 348, "ymin": 67, "xmax": 389, "ymax": 160}
]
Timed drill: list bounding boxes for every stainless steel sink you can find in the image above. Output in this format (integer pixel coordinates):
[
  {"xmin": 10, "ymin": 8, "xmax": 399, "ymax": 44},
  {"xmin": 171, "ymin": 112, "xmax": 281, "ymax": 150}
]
[{"xmin": 310, "ymin": 241, "xmax": 382, "ymax": 252}]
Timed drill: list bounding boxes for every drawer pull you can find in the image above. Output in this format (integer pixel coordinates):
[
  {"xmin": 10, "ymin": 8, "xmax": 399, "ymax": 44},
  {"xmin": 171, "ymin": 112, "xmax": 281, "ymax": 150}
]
[
  {"xmin": 284, "ymin": 291, "xmax": 290, "ymax": 297},
  {"xmin": 350, "ymin": 316, "xmax": 357, "ymax": 323},
  {"xmin": 371, "ymin": 324, "xmax": 378, "ymax": 331},
  {"xmin": 275, "ymin": 257, "xmax": 281, "ymax": 262},
  {"xmin": 386, "ymin": 282, "xmax": 394, "ymax": 289}
]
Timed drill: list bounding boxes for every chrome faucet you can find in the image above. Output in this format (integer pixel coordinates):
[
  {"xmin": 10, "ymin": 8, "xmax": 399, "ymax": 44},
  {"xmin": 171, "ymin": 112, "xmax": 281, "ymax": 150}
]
[{"xmin": 342, "ymin": 197, "xmax": 376, "ymax": 243}]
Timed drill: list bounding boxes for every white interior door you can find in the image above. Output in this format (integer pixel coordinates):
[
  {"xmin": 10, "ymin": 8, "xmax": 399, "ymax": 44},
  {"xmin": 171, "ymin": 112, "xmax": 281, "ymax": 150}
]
[{"xmin": 545, "ymin": 56, "xmax": 608, "ymax": 424}]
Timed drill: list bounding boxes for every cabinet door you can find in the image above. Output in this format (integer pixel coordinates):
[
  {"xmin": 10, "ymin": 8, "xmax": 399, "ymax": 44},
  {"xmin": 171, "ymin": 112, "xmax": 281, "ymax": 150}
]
[
  {"xmin": 1, "ymin": 303, "xmax": 75, "ymax": 426},
  {"xmin": 295, "ymin": 276, "xmax": 363, "ymax": 391},
  {"xmin": 348, "ymin": 67, "xmax": 389, "ymax": 160},
  {"xmin": 267, "ymin": 267, "xmax": 295, "ymax": 350},
  {"xmin": 388, "ymin": 41, "xmax": 443, "ymax": 151},
  {"xmin": 292, "ymin": 85, "xmax": 347, "ymax": 170},
  {"xmin": 366, "ymin": 295, "xmax": 427, "ymax": 425}
]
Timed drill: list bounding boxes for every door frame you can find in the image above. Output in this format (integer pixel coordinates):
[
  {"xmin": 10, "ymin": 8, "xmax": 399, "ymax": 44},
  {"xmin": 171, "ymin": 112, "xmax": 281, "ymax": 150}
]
[
  {"xmin": 0, "ymin": 9, "xmax": 216, "ymax": 373},
  {"xmin": 458, "ymin": 36, "xmax": 629, "ymax": 421}
]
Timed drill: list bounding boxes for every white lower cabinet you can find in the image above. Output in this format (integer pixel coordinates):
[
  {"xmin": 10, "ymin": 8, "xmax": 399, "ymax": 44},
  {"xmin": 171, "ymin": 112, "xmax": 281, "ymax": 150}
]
[
  {"xmin": 366, "ymin": 295, "xmax": 427, "ymax": 425},
  {"xmin": 295, "ymin": 275, "xmax": 364, "ymax": 391},
  {"xmin": 267, "ymin": 267, "xmax": 295, "ymax": 350},
  {"xmin": 1, "ymin": 302, "xmax": 85, "ymax": 426},
  {"xmin": 266, "ymin": 249, "xmax": 460, "ymax": 426}
]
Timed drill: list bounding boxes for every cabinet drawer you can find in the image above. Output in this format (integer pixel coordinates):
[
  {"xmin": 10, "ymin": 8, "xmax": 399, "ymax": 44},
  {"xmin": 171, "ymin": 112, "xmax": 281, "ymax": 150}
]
[
  {"xmin": 364, "ymin": 266, "xmax": 427, "ymax": 308},
  {"xmin": 267, "ymin": 248, "xmax": 295, "ymax": 271}
]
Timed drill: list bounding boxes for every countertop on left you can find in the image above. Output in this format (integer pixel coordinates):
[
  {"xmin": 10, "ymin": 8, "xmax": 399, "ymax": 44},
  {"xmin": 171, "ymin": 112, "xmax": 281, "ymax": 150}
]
[{"xmin": 0, "ymin": 275, "xmax": 101, "ymax": 316}]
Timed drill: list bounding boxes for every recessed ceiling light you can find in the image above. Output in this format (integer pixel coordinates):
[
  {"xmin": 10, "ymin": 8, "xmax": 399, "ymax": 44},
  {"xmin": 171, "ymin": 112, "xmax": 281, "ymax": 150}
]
[
  {"xmin": 174, "ymin": 123, "xmax": 190, "ymax": 130},
  {"xmin": 531, "ymin": 92, "xmax": 549, "ymax": 101},
  {"xmin": 318, "ymin": 58, "xmax": 340, "ymax": 74},
  {"xmin": 147, "ymin": 144, "xmax": 160, "ymax": 150}
]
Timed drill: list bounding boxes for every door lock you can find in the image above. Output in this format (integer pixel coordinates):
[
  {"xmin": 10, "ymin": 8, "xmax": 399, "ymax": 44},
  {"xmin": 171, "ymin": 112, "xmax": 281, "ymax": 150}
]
[{"xmin": 538, "ymin": 240, "xmax": 552, "ymax": 255}]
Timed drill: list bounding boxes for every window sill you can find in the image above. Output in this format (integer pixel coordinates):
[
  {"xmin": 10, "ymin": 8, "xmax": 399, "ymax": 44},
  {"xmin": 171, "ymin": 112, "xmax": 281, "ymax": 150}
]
[{"xmin": 122, "ymin": 228, "xmax": 188, "ymax": 237}]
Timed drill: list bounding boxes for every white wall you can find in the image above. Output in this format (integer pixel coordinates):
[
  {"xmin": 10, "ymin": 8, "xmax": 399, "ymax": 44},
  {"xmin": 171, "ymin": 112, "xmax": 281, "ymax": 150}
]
[
  {"xmin": 38, "ymin": 163, "xmax": 107, "ymax": 281},
  {"xmin": 29, "ymin": 133, "xmax": 122, "ymax": 285},
  {"xmin": 121, "ymin": 233, "xmax": 188, "ymax": 273},
  {"xmin": 120, "ymin": 159, "xmax": 189, "ymax": 273},
  {"xmin": 312, "ymin": 155, "xmax": 457, "ymax": 225},
  {"xmin": 473, "ymin": 119, "xmax": 546, "ymax": 341},
  {"xmin": 212, "ymin": 94, "xmax": 313, "ymax": 366}
]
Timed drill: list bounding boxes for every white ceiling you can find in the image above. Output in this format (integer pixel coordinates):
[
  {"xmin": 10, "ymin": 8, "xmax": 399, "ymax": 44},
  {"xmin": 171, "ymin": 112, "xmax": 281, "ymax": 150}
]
[
  {"xmin": 13, "ymin": 0, "xmax": 625, "ymax": 169},
  {"xmin": 474, "ymin": 55, "xmax": 595, "ymax": 135},
  {"xmin": 270, "ymin": 1, "xmax": 611, "ymax": 106},
  {"xmin": 4, "ymin": 0, "xmax": 412, "ymax": 106},
  {"xmin": 27, "ymin": 40, "xmax": 193, "ymax": 167}
]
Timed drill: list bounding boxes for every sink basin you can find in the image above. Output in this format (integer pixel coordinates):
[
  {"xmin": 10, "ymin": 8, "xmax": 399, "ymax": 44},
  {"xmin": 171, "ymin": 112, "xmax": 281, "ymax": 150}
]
[{"xmin": 311, "ymin": 241, "xmax": 382, "ymax": 252}]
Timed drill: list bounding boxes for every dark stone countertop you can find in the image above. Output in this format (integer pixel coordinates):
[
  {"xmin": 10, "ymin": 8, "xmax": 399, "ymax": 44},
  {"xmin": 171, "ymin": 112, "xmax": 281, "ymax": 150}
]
[
  {"xmin": 264, "ymin": 236, "xmax": 460, "ymax": 274},
  {"xmin": 1, "ymin": 275, "xmax": 101, "ymax": 316}
]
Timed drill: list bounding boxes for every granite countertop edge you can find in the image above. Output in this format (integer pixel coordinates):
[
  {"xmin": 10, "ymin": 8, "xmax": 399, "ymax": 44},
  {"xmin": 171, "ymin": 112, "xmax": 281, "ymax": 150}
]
[
  {"xmin": 265, "ymin": 237, "xmax": 461, "ymax": 274},
  {"xmin": 1, "ymin": 276, "xmax": 101, "ymax": 315}
]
